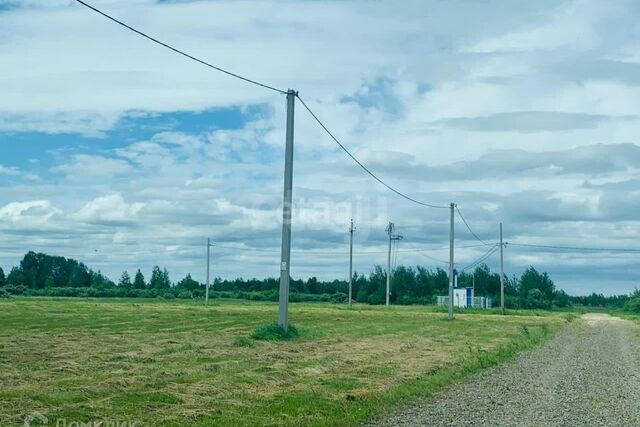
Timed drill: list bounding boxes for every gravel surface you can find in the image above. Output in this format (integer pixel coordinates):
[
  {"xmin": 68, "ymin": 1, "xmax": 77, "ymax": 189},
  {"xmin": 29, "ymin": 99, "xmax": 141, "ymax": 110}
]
[{"xmin": 369, "ymin": 314, "xmax": 640, "ymax": 427}]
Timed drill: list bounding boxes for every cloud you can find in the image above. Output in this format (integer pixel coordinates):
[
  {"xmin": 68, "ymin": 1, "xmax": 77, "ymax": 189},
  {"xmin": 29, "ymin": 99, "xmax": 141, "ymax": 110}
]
[
  {"xmin": 1, "ymin": 0, "xmax": 640, "ymax": 295},
  {"xmin": 432, "ymin": 111, "xmax": 626, "ymax": 133},
  {"xmin": 53, "ymin": 154, "xmax": 135, "ymax": 180},
  {"xmin": 0, "ymin": 200, "xmax": 62, "ymax": 231},
  {"xmin": 0, "ymin": 164, "xmax": 20, "ymax": 175},
  {"xmin": 0, "ymin": 111, "xmax": 121, "ymax": 137},
  {"xmin": 0, "ymin": 164, "xmax": 38, "ymax": 180},
  {"xmin": 74, "ymin": 194, "xmax": 144, "ymax": 225}
]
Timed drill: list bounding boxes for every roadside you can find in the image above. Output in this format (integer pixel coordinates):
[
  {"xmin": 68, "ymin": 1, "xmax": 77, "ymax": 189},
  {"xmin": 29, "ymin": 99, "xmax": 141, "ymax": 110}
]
[{"xmin": 370, "ymin": 313, "xmax": 640, "ymax": 427}]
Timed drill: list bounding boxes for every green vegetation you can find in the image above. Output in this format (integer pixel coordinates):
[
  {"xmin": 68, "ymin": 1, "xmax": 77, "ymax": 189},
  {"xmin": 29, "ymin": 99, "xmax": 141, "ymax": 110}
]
[
  {"xmin": 0, "ymin": 298, "xmax": 567, "ymax": 426},
  {"xmin": 0, "ymin": 251, "xmax": 600, "ymax": 310},
  {"xmin": 251, "ymin": 323, "xmax": 299, "ymax": 341},
  {"xmin": 3, "ymin": 251, "xmax": 638, "ymax": 314}
]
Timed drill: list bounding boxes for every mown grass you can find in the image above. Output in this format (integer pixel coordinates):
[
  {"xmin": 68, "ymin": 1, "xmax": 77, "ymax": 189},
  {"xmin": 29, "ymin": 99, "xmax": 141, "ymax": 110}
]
[{"xmin": 0, "ymin": 298, "xmax": 567, "ymax": 426}]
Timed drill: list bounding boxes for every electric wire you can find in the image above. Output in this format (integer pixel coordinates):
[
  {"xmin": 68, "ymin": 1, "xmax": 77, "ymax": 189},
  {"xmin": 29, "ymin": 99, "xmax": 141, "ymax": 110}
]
[
  {"xmin": 461, "ymin": 244, "xmax": 499, "ymax": 272},
  {"xmin": 74, "ymin": 0, "xmax": 287, "ymax": 94},
  {"xmin": 296, "ymin": 94, "xmax": 449, "ymax": 209},
  {"xmin": 399, "ymin": 241, "xmax": 449, "ymax": 264},
  {"xmin": 65, "ymin": 1, "xmax": 640, "ymax": 273},
  {"xmin": 461, "ymin": 246, "xmax": 498, "ymax": 273},
  {"xmin": 455, "ymin": 205, "xmax": 491, "ymax": 246},
  {"xmin": 212, "ymin": 243, "xmax": 453, "ymax": 256},
  {"xmin": 505, "ymin": 242, "xmax": 640, "ymax": 253}
]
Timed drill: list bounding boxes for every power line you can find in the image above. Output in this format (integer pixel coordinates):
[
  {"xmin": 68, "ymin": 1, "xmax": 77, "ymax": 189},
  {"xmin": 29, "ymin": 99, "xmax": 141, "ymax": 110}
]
[
  {"xmin": 461, "ymin": 244, "xmax": 499, "ymax": 272},
  {"xmin": 74, "ymin": 0, "xmax": 287, "ymax": 95},
  {"xmin": 296, "ymin": 94, "xmax": 449, "ymax": 209},
  {"xmin": 455, "ymin": 205, "xmax": 490, "ymax": 246},
  {"xmin": 415, "ymin": 250, "xmax": 449, "ymax": 265},
  {"xmin": 212, "ymin": 243, "xmax": 451, "ymax": 255},
  {"xmin": 400, "ymin": 241, "xmax": 449, "ymax": 264},
  {"xmin": 6, "ymin": 240, "xmax": 475, "ymax": 257},
  {"xmin": 506, "ymin": 242, "xmax": 640, "ymax": 253}
]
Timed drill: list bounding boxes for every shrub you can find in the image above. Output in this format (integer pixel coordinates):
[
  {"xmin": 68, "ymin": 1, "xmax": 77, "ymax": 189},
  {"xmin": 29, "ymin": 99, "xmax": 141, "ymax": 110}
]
[
  {"xmin": 329, "ymin": 292, "xmax": 348, "ymax": 304},
  {"xmin": 251, "ymin": 323, "xmax": 299, "ymax": 341},
  {"xmin": 524, "ymin": 289, "xmax": 550, "ymax": 309},
  {"xmin": 624, "ymin": 297, "xmax": 640, "ymax": 313},
  {"xmin": 177, "ymin": 291, "xmax": 193, "ymax": 299},
  {"xmin": 4, "ymin": 285, "xmax": 27, "ymax": 295}
]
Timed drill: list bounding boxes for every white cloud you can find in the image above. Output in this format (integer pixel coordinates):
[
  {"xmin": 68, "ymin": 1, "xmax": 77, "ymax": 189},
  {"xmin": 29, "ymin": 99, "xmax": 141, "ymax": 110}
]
[
  {"xmin": 0, "ymin": 200, "xmax": 62, "ymax": 230},
  {"xmin": 1, "ymin": 0, "xmax": 640, "ymax": 294},
  {"xmin": 53, "ymin": 154, "xmax": 135, "ymax": 179},
  {"xmin": 74, "ymin": 194, "xmax": 144, "ymax": 224},
  {"xmin": 0, "ymin": 165, "xmax": 20, "ymax": 176}
]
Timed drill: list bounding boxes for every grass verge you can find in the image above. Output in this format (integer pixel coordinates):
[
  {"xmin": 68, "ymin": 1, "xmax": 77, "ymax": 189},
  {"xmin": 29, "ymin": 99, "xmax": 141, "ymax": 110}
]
[{"xmin": 0, "ymin": 298, "xmax": 567, "ymax": 426}]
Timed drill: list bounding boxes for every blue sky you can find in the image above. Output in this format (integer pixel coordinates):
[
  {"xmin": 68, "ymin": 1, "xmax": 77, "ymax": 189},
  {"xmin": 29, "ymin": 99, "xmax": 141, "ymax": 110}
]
[{"xmin": 1, "ymin": 0, "xmax": 640, "ymax": 295}]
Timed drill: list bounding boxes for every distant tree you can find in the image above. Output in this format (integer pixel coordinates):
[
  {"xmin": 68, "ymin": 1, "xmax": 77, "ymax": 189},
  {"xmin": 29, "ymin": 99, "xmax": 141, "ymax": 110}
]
[
  {"xmin": 0, "ymin": 266, "xmax": 5, "ymax": 287},
  {"xmin": 363, "ymin": 265, "xmax": 386, "ymax": 305},
  {"xmin": 176, "ymin": 274, "xmax": 200, "ymax": 291},
  {"xmin": 68, "ymin": 264, "xmax": 90, "ymax": 287},
  {"xmin": 625, "ymin": 290, "xmax": 640, "ymax": 313},
  {"xmin": 162, "ymin": 268, "xmax": 172, "ymax": 288},
  {"xmin": 7, "ymin": 267, "xmax": 25, "ymax": 287},
  {"xmin": 90, "ymin": 271, "xmax": 115, "ymax": 289},
  {"xmin": 305, "ymin": 277, "xmax": 320, "ymax": 294},
  {"xmin": 519, "ymin": 267, "xmax": 555, "ymax": 304},
  {"xmin": 45, "ymin": 277, "xmax": 55, "ymax": 288},
  {"xmin": 524, "ymin": 288, "xmax": 549, "ymax": 309},
  {"xmin": 391, "ymin": 266, "xmax": 416, "ymax": 304},
  {"xmin": 150, "ymin": 266, "xmax": 171, "ymax": 289},
  {"xmin": 118, "ymin": 271, "xmax": 132, "ymax": 288},
  {"xmin": 552, "ymin": 290, "xmax": 572, "ymax": 308},
  {"xmin": 133, "ymin": 269, "xmax": 146, "ymax": 289}
]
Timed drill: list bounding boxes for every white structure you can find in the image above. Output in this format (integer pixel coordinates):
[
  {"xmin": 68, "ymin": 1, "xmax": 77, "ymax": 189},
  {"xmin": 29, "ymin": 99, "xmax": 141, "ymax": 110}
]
[
  {"xmin": 453, "ymin": 288, "xmax": 468, "ymax": 308},
  {"xmin": 437, "ymin": 288, "xmax": 492, "ymax": 309}
]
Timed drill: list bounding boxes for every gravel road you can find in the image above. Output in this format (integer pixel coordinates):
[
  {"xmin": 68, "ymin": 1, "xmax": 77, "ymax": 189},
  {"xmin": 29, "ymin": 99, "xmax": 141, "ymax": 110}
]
[{"xmin": 370, "ymin": 314, "xmax": 640, "ymax": 427}]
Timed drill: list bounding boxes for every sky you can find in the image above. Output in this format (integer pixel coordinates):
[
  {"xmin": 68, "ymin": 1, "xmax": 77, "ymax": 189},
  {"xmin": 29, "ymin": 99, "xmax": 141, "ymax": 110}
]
[{"xmin": 1, "ymin": 0, "xmax": 640, "ymax": 295}]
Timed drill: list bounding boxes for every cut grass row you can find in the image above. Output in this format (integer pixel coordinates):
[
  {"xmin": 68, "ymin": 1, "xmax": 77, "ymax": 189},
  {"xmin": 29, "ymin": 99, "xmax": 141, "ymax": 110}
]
[{"xmin": 0, "ymin": 298, "xmax": 569, "ymax": 426}]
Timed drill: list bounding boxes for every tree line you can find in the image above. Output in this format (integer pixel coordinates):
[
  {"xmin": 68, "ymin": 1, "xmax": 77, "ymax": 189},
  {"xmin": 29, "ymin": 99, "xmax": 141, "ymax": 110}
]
[{"xmin": 0, "ymin": 251, "xmax": 637, "ymax": 310}]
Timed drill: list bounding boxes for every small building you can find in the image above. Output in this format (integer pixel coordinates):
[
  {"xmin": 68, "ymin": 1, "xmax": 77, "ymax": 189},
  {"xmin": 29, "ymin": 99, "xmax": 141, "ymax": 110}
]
[{"xmin": 437, "ymin": 287, "xmax": 492, "ymax": 309}]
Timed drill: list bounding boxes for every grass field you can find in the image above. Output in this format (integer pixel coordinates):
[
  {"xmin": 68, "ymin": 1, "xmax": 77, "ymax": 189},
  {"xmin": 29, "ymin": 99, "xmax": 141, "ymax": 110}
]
[{"xmin": 0, "ymin": 298, "xmax": 568, "ymax": 426}]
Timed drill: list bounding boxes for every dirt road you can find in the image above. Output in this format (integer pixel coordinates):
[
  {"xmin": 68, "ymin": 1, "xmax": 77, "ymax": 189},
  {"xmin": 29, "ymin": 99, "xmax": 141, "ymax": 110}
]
[{"xmin": 371, "ymin": 314, "xmax": 640, "ymax": 427}]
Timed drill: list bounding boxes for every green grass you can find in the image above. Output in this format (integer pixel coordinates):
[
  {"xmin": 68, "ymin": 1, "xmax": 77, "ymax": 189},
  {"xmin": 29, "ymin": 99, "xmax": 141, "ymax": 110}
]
[
  {"xmin": 0, "ymin": 298, "xmax": 568, "ymax": 426},
  {"xmin": 251, "ymin": 323, "xmax": 299, "ymax": 341}
]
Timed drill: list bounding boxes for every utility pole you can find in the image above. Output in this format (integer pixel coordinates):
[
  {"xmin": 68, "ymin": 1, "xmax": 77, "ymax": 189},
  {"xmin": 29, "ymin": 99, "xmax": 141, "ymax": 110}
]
[
  {"xmin": 205, "ymin": 238, "xmax": 211, "ymax": 306},
  {"xmin": 278, "ymin": 89, "xmax": 297, "ymax": 333},
  {"xmin": 387, "ymin": 222, "xmax": 393, "ymax": 307},
  {"xmin": 448, "ymin": 203, "xmax": 455, "ymax": 320},
  {"xmin": 500, "ymin": 222, "xmax": 505, "ymax": 314},
  {"xmin": 348, "ymin": 219, "xmax": 355, "ymax": 308},
  {"xmin": 385, "ymin": 222, "xmax": 403, "ymax": 306}
]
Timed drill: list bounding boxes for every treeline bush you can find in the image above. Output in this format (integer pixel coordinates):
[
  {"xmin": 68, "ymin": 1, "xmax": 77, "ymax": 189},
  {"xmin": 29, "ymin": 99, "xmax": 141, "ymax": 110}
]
[{"xmin": 0, "ymin": 251, "xmax": 637, "ymax": 310}]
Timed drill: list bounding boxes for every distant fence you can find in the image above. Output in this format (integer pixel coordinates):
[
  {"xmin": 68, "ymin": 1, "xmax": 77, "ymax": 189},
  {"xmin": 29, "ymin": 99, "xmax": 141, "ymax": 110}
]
[{"xmin": 436, "ymin": 295, "xmax": 492, "ymax": 309}]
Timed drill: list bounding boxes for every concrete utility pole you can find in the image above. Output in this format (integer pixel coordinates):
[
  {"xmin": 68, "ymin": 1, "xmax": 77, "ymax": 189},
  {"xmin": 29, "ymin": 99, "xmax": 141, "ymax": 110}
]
[
  {"xmin": 205, "ymin": 238, "xmax": 211, "ymax": 306},
  {"xmin": 278, "ymin": 89, "xmax": 297, "ymax": 332},
  {"xmin": 448, "ymin": 203, "xmax": 455, "ymax": 320},
  {"xmin": 472, "ymin": 270, "xmax": 475, "ymax": 291},
  {"xmin": 500, "ymin": 222, "xmax": 505, "ymax": 314},
  {"xmin": 385, "ymin": 222, "xmax": 403, "ymax": 306},
  {"xmin": 386, "ymin": 222, "xmax": 393, "ymax": 307},
  {"xmin": 348, "ymin": 219, "xmax": 355, "ymax": 308}
]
